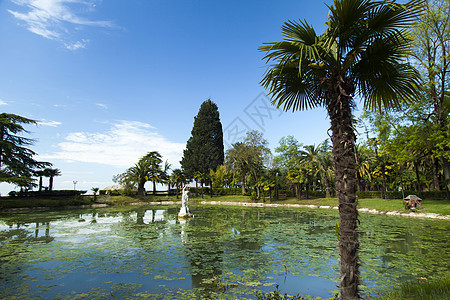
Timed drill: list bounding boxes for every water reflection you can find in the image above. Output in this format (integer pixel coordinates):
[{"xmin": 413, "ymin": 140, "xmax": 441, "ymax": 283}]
[{"xmin": 0, "ymin": 205, "xmax": 449, "ymax": 299}]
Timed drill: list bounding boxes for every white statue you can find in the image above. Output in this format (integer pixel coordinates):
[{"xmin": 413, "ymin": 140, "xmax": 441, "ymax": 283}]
[{"xmin": 178, "ymin": 186, "xmax": 192, "ymax": 218}]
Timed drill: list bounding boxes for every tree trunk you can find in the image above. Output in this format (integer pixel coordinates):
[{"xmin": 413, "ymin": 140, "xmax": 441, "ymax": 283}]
[
  {"xmin": 269, "ymin": 186, "xmax": 272, "ymax": 202},
  {"xmin": 442, "ymin": 157, "xmax": 450, "ymax": 200},
  {"xmin": 210, "ymin": 180, "xmax": 213, "ymax": 198},
  {"xmin": 241, "ymin": 173, "xmax": 246, "ymax": 195},
  {"xmin": 49, "ymin": 176, "xmax": 54, "ymax": 191},
  {"xmin": 176, "ymin": 181, "xmax": 179, "ymax": 199},
  {"xmin": 328, "ymin": 92, "xmax": 360, "ymax": 299},
  {"xmin": 262, "ymin": 187, "xmax": 265, "ymax": 202},
  {"xmin": 138, "ymin": 184, "xmax": 146, "ymax": 197},
  {"xmin": 324, "ymin": 175, "xmax": 331, "ymax": 198},
  {"xmin": 39, "ymin": 176, "xmax": 43, "ymax": 192},
  {"xmin": 201, "ymin": 180, "xmax": 204, "ymax": 199},
  {"xmin": 381, "ymin": 165, "xmax": 387, "ymax": 200},
  {"xmin": 152, "ymin": 181, "xmax": 156, "ymax": 196},
  {"xmin": 305, "ymin": 180, "xmax": 309, "ymax": 199},
  {"xmin": 432, "ymin": 156, "xmax": 440, "ymax": 190},
  {"xmin": 414, "ymin": 161, "xmax": 421, "ymax": 194}
]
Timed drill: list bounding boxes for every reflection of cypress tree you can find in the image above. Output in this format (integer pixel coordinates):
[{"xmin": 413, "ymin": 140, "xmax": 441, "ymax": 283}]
[{"xmin": 182, "ymin": 216, "xmax": 224, "ymax": 291}]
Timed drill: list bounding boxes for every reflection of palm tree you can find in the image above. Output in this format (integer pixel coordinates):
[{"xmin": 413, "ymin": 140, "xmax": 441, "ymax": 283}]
[
  {"xmin": 259, "ymin": 1, "xmax": 422, "ymax": 296},
  {"xmin": 44, "ymin": 168, "xmax": 61, "ymax": 191}
]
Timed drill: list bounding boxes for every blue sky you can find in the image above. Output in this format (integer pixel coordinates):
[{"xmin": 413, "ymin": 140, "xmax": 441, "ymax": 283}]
[{"xmin": 0, "ymin": 0, "xmax": 356, "ymax": 194}]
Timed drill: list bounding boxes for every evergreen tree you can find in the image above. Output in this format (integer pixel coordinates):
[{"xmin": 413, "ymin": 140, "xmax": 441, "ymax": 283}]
[
  {"xmin": 181, "ymin": 99, "xmax": 224, "ymax": 179},
  {"xmin": 0, "ymin": 113, "xmax": 50, "ymax": 186}
]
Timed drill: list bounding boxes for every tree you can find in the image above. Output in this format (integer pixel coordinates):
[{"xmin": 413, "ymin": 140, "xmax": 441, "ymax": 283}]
[
  {"xmin": 170, "ymin": 168, "xmax": 186, "ymax": 199},
  {"xmin": 259, "ymin": 1, "xmax": 423, "ymax": 297},
  {"xmin": 0, "ymin": 113, "xmax": 50, "ymax": 186},
  {"xmin": 44, "ymin": 168, "xmax": 61, "ymax": 191},
  {"xmin": 225, "ymin": 131, "xmax": 271, "ymax": 196},
  {"xmin": 410, "ymin": 0, "xmax": 450, "ymax": 193},
  {"xmin": 273, "ymin": 135, "xmax": 304, "ymax": 170},
  {"xmin": 35, "ymin": 169, "xmax": 46, "ymax": 192},
  {"xmin": 141, "ymin": 151, "xmax": 164, "ymax": 196},
  {"xmin": 92, "ymin": 187, "xmax": 99, "ymax": 201},
  {"xmin": 115, "ymin": 151, "xmax": 164, "ymax": 196},
  {"xmin": 181, "ymin": 99, "xmax": 224, "ymax": 182}
]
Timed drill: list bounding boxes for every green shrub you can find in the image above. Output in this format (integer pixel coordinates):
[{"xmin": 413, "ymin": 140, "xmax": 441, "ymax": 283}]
[{"xmin": 11, "ymin": 190, "xmax": 87, "ymax": 198}]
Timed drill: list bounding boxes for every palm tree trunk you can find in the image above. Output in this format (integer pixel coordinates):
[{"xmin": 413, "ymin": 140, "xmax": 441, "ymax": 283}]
[
  {"xmin": 138, "ymin": 184, "xmax": 146, "ymax": 197},
  {"xmin": 49, "ymin": 176, "xmax": 54, "ymax": 191},
  {"xmin": 153, "ymin": 181, "xmax": 156, "ymax": 196},
  {"xmin": 381, "ymin": 164, "xmax": 387, "ymax": 200},
  {"xmin": 328, "ymin": 93, "xmax": 360, "ymax": 299},
  {"xmin": 39, "ymin": 176, "xmax": 43, "ymax": 192},
  {"xmin": 324, "ymin": 176, "xmax": 331, "ymax": 198}
]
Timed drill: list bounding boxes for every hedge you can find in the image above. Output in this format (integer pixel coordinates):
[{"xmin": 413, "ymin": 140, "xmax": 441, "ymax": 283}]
[
  {"xmin": 356, "ymin": 190, "xmax": 448, "ymax": 200},
  {"xmin": 8, "ymin": 190, "xmax": 87, "ymax": 198}
]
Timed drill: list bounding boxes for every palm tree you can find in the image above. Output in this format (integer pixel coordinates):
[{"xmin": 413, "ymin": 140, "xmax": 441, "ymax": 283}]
[
  {"xmin": 44, "ymin": 168, "xmax": 61, "ymax": 191},
  {"xmin": 91, "ymin": 187, "xmax": 99, "ymax": 201},
  {"xmin": 35, "ymin": 169, "xmax": 46, "ymax": 192},
  {"xmin": 170, "ymin": 169, "xmax": 185, "ymax": 199},
  {"xmin": 355, "ymin": 144, "xmax": 374, "ymax": 191},
  {"xmin": 126, "ymin": 160, "xmax": 151, "ymax": 196},
  {"xmin": 141, "ymin": 151, "xmax": 163, "ymax": 196},
  {"xmin": 161, "ymin": 161, "xmax": 171, "ymax": 196},
  {"xmin": 259, "ymin": 1, "xmax": 423, "ymax": 297},
  {"xmin": 316, "ymin": 151, "xmax": 334, "ymax": 198},
  {"xmin": 299, "ymin": 144, "xmax": 324, "ymax": 197}
]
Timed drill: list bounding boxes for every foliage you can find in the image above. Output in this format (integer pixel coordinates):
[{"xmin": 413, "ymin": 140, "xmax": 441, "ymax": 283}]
[
  {"xmin": 0, "ymin": 113, "xmax": 51, "ymax": 188},
  {"xmin": 225, "ymin": 130, "xmax": 271, "ymax": 195},
  {"xmin": 114, "ymin": 151, "xmax": 165, "ymax": 196},
  {"xmin": 8, "ymin": 189, "xmax": 87, "ymax": 197},
  {"xmin": 181, "ymin": 99, "xmax": 224, "ymax": 179},
  {"xmin": 255, "ymin": 285, "xmax": 305, "ymax": 300}
]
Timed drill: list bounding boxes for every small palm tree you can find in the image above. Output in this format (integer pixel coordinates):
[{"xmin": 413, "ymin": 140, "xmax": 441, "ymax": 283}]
[
  {"xmin": 126, "ymin": 160, "xmax": 151, "ymax": 196},
  {"xmin": 35, "ymin": 169, "xmax": 46, "ymax": 192},
  {"xmin": 170, "ymin": 169, "xmax": 185, "ymax": 199},
  {"xmin": 91, "ymin": 187, "xmax": 99, "ymax": 201},
  {"xmin": 260, "ymin": 0, "xmax": 423, "ymax": 297},
  {"xmin": 44, "ymin": 168, "xmax": 61, "ymax": 191}
]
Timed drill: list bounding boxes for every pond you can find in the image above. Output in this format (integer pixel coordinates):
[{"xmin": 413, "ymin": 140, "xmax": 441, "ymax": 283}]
[{"xmin": 0, "ymin": 205, "xmax": 449, "ymax": 299}]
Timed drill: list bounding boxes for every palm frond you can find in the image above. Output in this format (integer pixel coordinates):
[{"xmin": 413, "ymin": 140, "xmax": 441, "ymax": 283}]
[{"xmin": 261, "ymin": 62, "xmax": 323, "ymax": 112}]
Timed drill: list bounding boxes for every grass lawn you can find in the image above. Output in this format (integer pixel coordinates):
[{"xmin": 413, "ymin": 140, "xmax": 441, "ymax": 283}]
[
  {"xmin": 373, "ymin": 277, "xmax": 450, "ymax": 300},
  {"xmin": 1, "ymin": 194, "xmax": 449, "ymax": 216}
]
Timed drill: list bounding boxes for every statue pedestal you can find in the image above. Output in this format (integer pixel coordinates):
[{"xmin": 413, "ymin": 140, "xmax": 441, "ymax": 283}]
[{"xmin": 178, "ymin": 205, "xmax": 192, "ymax": 218}]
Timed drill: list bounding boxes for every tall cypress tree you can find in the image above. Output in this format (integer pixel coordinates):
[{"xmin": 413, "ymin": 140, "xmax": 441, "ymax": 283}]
[{"xmin": 181, "ymin": 99, "xmax": 224, "ymax": 179}]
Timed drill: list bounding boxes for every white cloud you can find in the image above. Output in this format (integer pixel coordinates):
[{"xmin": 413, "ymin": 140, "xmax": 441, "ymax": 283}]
[
  {"xmin": 38, "ymin": 119, "xmax": 61, "ymax": 127},
  {"xmin": 0, "ymin": 99, "xmax": 7, "ymax": 105},
  {"xmin": 65, "ymin": 39, "xmax": 88, "ymax": 50},
  {"xmin": 41, "ymin": 120, "xmax": 186, "ymax": 168},
  {"xmin": 95, "ymin": 103, "xmax": 107, "ymax": 109},
  {"xmin": 9, "ymin": 0, "xmax": 114, "ymax": 50}
]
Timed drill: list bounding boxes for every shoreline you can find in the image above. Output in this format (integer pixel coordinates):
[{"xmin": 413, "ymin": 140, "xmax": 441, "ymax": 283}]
[{"xmin": 2, "ymin": 200, "xmax": 449, "ymax": 220}]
